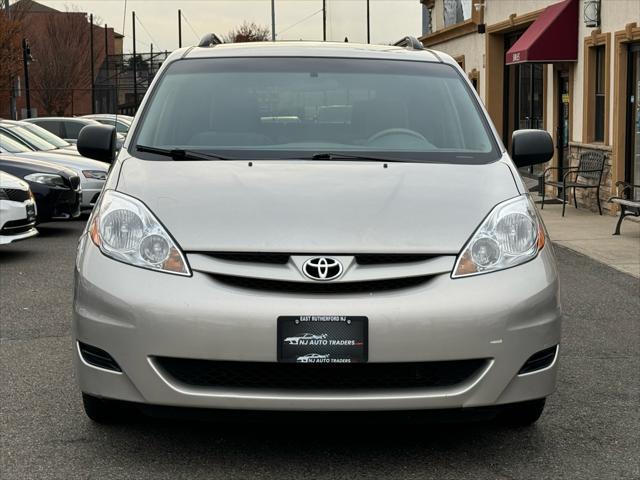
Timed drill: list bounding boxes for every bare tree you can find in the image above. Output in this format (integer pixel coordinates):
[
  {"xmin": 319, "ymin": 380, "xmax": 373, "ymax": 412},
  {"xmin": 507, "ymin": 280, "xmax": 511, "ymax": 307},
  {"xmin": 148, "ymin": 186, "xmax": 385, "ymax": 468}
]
[
  {"xmin": 29, "ymin": 8, "xmax": 102, "ymax": 115},
  {"xmin": 0, "ymin": 3, "xmax": 27, "ymax": 93},
  {"xmin": 223, "ymin": 21, "xmax": 270, "ymax": 43}
]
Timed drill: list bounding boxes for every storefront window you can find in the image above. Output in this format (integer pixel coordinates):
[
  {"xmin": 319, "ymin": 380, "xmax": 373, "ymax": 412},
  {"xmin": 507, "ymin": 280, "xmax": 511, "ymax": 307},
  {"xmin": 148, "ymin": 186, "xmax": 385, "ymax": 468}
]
[{"xmin": 443, "ymin": 0, "xmax": 471, "ymax": 27}]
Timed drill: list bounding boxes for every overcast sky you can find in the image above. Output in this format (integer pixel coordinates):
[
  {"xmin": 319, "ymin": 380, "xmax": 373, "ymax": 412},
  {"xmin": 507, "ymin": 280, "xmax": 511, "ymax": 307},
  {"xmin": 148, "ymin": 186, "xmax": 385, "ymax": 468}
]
[{"xmin": 34, "ymin": 0, "xmax": 423, "ymax": 53}]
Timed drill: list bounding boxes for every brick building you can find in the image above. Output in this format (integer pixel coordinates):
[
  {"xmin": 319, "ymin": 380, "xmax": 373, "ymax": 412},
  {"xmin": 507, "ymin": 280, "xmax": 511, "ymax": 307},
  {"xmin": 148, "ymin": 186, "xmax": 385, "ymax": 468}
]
[
  {"xmin": 1, "ymin": 0, "xmax": 123, "ymax": 119},
  {"xmin": 415, "ymin": 0, "xmax": 640, "ymax": 214}
]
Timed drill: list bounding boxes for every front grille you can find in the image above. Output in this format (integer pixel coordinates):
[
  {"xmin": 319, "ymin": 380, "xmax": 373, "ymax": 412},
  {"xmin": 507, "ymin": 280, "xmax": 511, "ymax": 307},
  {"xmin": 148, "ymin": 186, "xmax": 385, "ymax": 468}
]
[
  {"xmin": 518, "ymin": 346, "xmax": 557, "ymax": 374},
  {"xmin": 199, "ymin": 253, "xmax": 435, "ymax": 266},
  {"xmin": 155, "ymin": 358, "xmax": 488, "ymax": 391},
  {"xmin": 78, "ymin": 342, "xmax": 122, "ymax": 372},
  {"xmin": 68, "ymin": 175, "xmax": 80, "ymax": 190},
  {"xmin": 354, "ymin": 254, "xmax": 434, "ymax": 265},
  {"xmin": 0, "ymin": 218, "xmax": 35, "ymax": 235},
  {"xmin": 211, "ymin": 273, "xmax": 430, "ymax": 294},
  {"xmin": 1, "ymin": 188, "xmax": 30, "ymax": 202},
  {"xmin": 207, "ymin": 252, "xmax": 290, "ymax": 264}
]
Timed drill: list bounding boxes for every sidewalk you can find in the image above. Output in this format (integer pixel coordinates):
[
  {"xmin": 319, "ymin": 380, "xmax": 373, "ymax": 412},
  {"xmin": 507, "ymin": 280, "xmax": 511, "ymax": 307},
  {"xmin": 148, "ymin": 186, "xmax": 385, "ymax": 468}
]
[{"xmin": 535, "ymin": 196, "xmax": 640, "ymax": 278}]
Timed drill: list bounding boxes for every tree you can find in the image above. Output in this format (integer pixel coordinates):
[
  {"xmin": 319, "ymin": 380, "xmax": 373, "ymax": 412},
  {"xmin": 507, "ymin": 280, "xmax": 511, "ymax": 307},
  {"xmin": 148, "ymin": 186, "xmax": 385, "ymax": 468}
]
[
  {"xmin": 223, "ymin": 21, "xmax": 270, "ymax": 43},
  {"xmin": 0, "ymin": 4, "xmax": 27, "ymax": 93},
  {"xmin": 28, "ymin": 8, "xmax": 104, "ymax": 115}
]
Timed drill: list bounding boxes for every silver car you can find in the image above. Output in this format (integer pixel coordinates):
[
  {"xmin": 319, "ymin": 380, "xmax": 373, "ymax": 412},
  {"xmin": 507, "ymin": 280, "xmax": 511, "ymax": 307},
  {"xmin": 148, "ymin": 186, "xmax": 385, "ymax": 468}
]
[{"xmin": 73, "ymin": 40, "xmax": 560, "ymax": 426}]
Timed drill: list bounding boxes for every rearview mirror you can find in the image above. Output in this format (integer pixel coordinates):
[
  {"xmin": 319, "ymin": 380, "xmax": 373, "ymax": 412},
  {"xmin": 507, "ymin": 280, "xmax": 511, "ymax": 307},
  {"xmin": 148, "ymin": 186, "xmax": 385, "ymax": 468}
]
[
  {"xmin": 511, "ymin": 129, "xmax": 554, "ymax": 168},
  {"xmin": 77, "ymin": 125, "xmax": 116, "ymax": 163}
]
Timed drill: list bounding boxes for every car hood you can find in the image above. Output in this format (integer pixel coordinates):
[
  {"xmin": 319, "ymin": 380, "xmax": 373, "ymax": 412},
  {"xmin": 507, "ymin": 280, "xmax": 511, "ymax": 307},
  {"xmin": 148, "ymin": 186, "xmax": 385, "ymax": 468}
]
[
  {"xmin": 0, "ymin": 155, "xmax": 77, "ymax": 177},
  {"xmin": 12, "ymin": 151, "xmax": 109, "ymax": 173},
  {"xmin": 116, "ymin": 157, "xmax": 520, "ymax": 254},
  {"xmin": 0, "ymin": 170, "xmax": 29, "ymax": 190}
]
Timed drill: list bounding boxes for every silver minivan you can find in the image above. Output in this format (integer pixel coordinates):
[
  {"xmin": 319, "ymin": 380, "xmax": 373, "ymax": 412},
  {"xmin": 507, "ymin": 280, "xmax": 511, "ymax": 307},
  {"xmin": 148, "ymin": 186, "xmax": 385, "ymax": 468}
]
[{"xmin": 73, "ymin": 40, "xmax": 560, "ymax": 426}]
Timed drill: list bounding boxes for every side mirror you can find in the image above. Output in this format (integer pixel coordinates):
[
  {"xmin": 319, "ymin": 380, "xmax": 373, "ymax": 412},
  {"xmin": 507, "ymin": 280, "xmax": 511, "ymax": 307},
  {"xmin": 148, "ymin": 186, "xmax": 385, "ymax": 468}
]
[
  {"xmin": 511, "ymin": 129, "xmax": 554, "ymax": 168},
  {"xmin": 77, "ymin": 125, "xmax": 116, "ymax": 163}
]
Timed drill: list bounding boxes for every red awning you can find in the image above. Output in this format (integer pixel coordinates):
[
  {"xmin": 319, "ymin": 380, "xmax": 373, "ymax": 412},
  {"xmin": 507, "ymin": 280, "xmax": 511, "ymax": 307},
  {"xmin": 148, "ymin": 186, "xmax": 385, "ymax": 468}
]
[{"xmin": 505, "ymin": 0, "xmax": 578, "ymax": 65}]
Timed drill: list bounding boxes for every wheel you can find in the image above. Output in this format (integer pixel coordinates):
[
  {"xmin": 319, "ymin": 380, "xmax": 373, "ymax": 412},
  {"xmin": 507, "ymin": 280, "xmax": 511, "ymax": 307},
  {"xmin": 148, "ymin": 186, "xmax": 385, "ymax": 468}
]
[
  {"xmin": 82, "ymin": 393, "xmax": 135, "ymax": 424},
  {"xmin": 497, "ymin": 398, "xmax": 546, "ymax": 427}
]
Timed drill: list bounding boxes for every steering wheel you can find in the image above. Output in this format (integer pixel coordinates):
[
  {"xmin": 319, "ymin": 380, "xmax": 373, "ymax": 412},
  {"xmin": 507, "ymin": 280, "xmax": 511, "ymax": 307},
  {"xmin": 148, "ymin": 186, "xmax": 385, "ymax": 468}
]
[{"xmin": 366, "ymin": 128, "xmax": 429, "ymax": 145}]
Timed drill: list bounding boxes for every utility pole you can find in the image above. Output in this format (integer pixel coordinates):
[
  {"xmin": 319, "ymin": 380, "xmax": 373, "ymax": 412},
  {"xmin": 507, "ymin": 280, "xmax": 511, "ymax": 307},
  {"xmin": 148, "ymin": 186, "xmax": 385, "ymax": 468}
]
[
  {"xmin": 90, "ymin": 14, "xmax": 95, "ymax": 113},
  {"xmin": 366, "ymin": 0, "xmax": 370, "ymax": 43},
  {"xmin": 149, "ymin": 43, "xmax": 154, "ymax": 86},
  {"xmin": 271, "ymin": 0, "xmax": 276, "ymax": 41},
  {"xmin": 22, "ymin": 39, "xmax": 32, "ymax": 118},
  {"xmin": 132, "ymin": 11, "xmax": 138, "ymax": 110},
  {"xmin": 178, "ymin": 9, "xmax": 182, "ymax": 47},
  {"xmin": 6, "ymin": 0, "xmax": 17, "ymax": 119},
  {"xmin": 104, "ymin": 24, "xmax": 110, "ymax": 112},
  {"xmin": 322, "ymin": 0, "xmax": 326, "ymax": 41}
]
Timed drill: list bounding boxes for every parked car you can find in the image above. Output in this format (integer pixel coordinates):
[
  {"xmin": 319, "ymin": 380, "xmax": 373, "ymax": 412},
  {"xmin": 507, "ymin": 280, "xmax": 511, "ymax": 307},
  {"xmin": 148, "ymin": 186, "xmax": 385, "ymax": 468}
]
[
  {"xmin": 0, "ymin": 155, "xmax": 81, "ymax": 222},
  {"xmin": 0, "ymin": 131, "xmax": 108, "ymax": 212},
  {"xmin": 82, "ymin": 114, "xmax": 133, "ymax": 136},
  {"xmin": 73, "ymin": 40, "xmax": 559, "ymax": 426},
  {"xmin": 0, "ymin": 170, "xmax": 38, "ymax": 244},
  {"xmin": 22, "ymin": 117, "xmax": 124, "ymax": 150},
  {"xmin": 1, "ymin": 119, "xmax": 78, "ymax": 154}
]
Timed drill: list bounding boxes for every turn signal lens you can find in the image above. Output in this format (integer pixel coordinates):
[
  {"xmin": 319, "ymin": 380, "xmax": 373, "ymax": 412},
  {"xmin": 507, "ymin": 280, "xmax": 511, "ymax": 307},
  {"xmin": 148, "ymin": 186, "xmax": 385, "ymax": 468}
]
[
  {"xmin": 452, "ymin": 195, "xmax": 545, "ymax": 278},
  {"xmin": 88, "ymin": 190, "xmax": 190, "ymax": 276}
]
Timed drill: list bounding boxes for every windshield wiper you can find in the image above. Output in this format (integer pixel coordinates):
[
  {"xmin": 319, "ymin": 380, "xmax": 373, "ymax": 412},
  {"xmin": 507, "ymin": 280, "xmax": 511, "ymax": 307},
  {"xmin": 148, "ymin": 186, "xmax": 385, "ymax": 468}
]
[
  {"xmin": 308, "ymin": 152, "xmax": 408, "ymax": 163},
  {"xmin": 136, "ymin": 145, "xmax": 229, "ymax": 161}
]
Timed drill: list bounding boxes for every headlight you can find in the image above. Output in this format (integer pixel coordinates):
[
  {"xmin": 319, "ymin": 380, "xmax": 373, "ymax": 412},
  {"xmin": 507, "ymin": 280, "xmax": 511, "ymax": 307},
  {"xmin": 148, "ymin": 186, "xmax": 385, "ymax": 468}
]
[
  {"xmin": 88, "ymin": 190, "xmax": 190, "ymax": 276},
  {"xmin": 452, "ymin": 195, "xmax": 545, "ymax": 278},
  {"xmin": 24, "ymin": 173, "xmax": 66, "ymax": 187},
  {"xmin": 82, "ymin": 170, "xmax": 107, "ymax": 180}
]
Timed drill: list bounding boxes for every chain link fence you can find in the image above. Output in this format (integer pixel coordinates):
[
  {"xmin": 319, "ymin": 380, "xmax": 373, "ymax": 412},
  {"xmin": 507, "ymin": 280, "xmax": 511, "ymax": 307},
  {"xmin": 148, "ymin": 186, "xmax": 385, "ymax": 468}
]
[{"xmin": 1, "ymin": 50, "xmax": 171, "ymax": 119}]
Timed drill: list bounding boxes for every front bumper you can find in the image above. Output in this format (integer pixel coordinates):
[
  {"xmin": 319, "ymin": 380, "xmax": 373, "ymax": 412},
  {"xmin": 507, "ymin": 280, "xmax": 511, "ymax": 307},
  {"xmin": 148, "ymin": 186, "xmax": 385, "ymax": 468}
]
[
  {"xmin": 0, "ymin": 199, "xmax": 38, "ymax": 245},
  {"xmin": 73, "ymin": 241, "xmax": 561, "ymax": 411},
  {"xmin": 80, "ymin": 179, "xmax": 104, "ymax": 211}
]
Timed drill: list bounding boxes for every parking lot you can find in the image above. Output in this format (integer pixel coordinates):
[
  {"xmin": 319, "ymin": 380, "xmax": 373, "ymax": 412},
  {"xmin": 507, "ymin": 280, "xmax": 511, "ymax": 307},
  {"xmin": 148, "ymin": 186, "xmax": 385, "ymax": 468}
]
[{"xmin": 0, "ymin": 220, "xmax": 637, "ymax": 479}]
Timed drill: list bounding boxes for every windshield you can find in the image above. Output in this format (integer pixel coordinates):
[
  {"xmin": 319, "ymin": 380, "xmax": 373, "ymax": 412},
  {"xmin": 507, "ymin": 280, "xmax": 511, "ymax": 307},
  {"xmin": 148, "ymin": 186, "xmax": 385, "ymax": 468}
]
[
  {"xmin": 20, "ymin": 122, "xmax": 71, "ymax": 148},
  {"xmin": 133, "ymin": 57, "xmax": 498, "ymax": 163},
  {"xmin": 8, "ymin": 125, "xmax": 57, "ymax": 151},
  {"xmin": 0, "ymin": 132, "xmax": 33, "ymax": 153}
]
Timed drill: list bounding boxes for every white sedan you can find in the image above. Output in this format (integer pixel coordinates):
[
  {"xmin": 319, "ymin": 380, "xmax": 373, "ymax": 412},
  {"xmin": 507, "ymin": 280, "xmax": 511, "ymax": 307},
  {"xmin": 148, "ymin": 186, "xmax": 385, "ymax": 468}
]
[{"xmin": 0, "ymin": 171, "xmax": 38, "ymax": 245}]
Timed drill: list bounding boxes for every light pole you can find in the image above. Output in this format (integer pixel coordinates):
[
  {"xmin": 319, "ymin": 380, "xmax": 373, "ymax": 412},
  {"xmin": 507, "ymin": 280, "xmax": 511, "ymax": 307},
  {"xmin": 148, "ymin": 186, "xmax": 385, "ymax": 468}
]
[
  {"xmin": 178, "ymin": 9, "xmax": 182, "ymax": 47},
  {"xmin": 366, "ymin": 0, "xmax": 370, "ymax": 43},
  {"xmin": 22, "ymin": 39, "xmax": 33, "ymax": 118},
  {"xmin": 90, "ymin": 14, "xmax": 95, "ymax": 113},
  {"xmin": 322, "ymin": 0, "xmax": 326, "ymax": 41},
  {"xmin": 271, "ymin": 0, "xmax": 276, "ymax": 41}
]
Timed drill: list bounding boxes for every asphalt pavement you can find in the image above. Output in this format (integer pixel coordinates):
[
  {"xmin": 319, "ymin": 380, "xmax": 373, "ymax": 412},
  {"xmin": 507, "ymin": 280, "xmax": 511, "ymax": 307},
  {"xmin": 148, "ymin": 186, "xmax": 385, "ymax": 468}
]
[{"xmin": 1, "ymin": 220, "xmax": 639, "ymax": 479}]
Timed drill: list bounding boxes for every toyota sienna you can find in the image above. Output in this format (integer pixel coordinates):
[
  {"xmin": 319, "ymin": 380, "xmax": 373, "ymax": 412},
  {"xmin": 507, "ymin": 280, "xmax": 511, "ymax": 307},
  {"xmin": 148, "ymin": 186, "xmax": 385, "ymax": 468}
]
[{"xmin": 73, "ymin": 39, "xmax": 560, "ymax": 426}]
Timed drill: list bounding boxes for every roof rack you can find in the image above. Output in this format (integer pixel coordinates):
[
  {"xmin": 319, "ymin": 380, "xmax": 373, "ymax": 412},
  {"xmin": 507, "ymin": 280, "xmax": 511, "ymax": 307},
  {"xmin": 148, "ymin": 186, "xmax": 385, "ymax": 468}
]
[
  {"xmin": 393, "ymin": 36, "xmax": 424, "ymax": 50},
  {"xmin": 197, "ymin": 33, "xmax": 223, "ymax": 47}
]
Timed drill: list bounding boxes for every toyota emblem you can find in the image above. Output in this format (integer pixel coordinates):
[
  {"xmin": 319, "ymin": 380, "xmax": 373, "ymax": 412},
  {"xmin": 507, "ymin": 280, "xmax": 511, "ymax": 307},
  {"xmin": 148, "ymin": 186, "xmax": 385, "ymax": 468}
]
[{"xmin": 302, "ymin": 257, "xmax": 343, "ymax": 281}]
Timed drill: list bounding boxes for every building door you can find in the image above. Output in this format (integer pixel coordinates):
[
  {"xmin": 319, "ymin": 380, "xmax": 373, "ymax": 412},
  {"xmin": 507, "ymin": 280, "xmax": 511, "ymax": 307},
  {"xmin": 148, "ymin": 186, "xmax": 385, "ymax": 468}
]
[
  {"xmin": 625, "ymin": 43, "xmax": 640, "ymax": 198},
  {"xmin": 556, "ymin": 71, "xmax": 570, "ymax": 196},
  {"xmin": 503, "ymin": 33, "xmax": 545, "ymax": 183}
]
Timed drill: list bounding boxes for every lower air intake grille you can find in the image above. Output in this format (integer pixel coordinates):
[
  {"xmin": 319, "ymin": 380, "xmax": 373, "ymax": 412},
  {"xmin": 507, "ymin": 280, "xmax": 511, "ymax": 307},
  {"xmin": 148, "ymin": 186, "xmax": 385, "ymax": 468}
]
[
  {"xmin": 78, "ymin": 342, "xmax": 122, "ymax": 372},
  {"xmin": 155, "ymin": 358, "xmax": 488, "ymax": 391},
  {"xmin": 211, "ymin": 274, "xmax": 430, "ymax": 294},
  {"xmin": 518, "ymin": 346, "xmax": 558, "ymax": 374},
  {"xmin": 0, "ymin": 218, "xmax": 34, "ymax": 234},
  {"xmin": 1, "ymin": 188, "xmax": 30, "ymax": 202}
]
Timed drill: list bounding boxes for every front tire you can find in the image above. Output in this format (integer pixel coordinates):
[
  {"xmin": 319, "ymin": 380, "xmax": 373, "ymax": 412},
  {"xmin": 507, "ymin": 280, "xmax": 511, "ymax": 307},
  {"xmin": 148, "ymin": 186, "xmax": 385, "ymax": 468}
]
[
  {"xmin": 82, "ymin": 393, "xmax": 135, "ymax": 424},
  {"xmin": 497, "ymin": 398, "xmax": 546, "ymax": 427}
]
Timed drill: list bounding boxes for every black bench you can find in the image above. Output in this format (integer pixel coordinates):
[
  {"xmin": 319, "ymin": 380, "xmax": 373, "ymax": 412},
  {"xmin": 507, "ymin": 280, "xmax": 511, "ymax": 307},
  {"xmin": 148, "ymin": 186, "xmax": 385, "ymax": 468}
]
[
  {"xmin": 608, "ymin": 181, "xmax": 640, "ymax": 235},
  {"xmin": 540, "ymin": 151, "xmax": 606, "ymax": 216}
]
